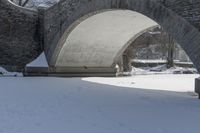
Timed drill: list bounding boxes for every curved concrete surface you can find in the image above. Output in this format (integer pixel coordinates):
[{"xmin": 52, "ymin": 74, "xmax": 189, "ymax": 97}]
[{"xmin": 55, "ymin": 10, "xmax": 158, "ymax": 68}]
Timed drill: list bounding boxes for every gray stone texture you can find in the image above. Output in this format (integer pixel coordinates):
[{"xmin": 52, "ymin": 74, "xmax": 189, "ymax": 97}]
[{"xmin": 0, "ymin": 0, "xmax": 42, "ymax": 70}]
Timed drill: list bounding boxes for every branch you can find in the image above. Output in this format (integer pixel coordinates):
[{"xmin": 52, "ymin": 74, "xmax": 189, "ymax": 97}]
[{"xmin": 22, "ymin": 0, "xmax": 29, "ymax": 6}]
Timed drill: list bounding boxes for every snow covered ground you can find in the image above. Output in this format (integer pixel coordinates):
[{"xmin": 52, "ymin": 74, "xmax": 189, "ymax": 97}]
[
  {"xmin": 83, "ymin": 74, "xmax": 199, "ymax": 92},
  {"xmin": 1, "ymin": 53, "xmax": 200, "ymax": 133},
  {"xmin": 0, "ymin": 74, "xmax": 200, "ymax": 133},
  {"xmin": 0, "ymin": 67, "xmax": 22, "ymax": 77}
]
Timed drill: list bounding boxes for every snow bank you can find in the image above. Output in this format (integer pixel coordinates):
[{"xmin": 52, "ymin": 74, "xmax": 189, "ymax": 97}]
[
  {"xmin": 0, "ymin": 67, "xmax": 22, "ymax": 77},
  {"xmin": 130, "ymin": 65, "xmax": 197, "ymax": 75},
  {"xmin": 83, "ymin": 74, "xmax": 199, "ymax": 92}
]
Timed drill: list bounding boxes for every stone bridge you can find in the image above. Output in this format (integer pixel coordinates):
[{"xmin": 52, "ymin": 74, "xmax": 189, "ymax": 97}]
[
  {"xmin": 1, "ymin": 0, "xmax": 200, "ymax": 92},
  {"xmin": 1, "ymin": 0, "xmax": 200, "ymax": 70}
]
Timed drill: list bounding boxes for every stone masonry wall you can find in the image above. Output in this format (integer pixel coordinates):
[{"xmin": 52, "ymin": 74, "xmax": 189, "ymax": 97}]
[
  {"xmin": 0, "ymin": 0, "xmax": 41, "ymax": 71},
  {"xmin": 161, "ymin": 0, "xmax": 200, "ymax": 31}
]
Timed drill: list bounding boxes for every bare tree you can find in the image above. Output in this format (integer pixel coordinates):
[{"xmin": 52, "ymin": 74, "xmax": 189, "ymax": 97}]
[
  {"xmin": 10, "ymin": 0, "xmax": 30, "ymax": 7},
  {"xmin": 166, "ymin": 36, "xmax": 175, "ymax": 68},
  {"xmin": 159, "ymin": 28, "xmax": 175, "ymax": 68}
]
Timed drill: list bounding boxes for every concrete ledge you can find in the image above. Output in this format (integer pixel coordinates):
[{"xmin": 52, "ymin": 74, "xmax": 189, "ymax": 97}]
[
  {"xmin": 195, "ymin": 77, "xmax": 200, "ymax": 99},
  {"xmin": 24, "ymin": 67, "xmax": 117, "ymax": 77}
]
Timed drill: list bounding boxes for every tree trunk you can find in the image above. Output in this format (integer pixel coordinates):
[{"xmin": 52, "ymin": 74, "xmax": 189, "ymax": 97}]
[
  {"xmin": 123, "ymin": 54, "xmax": 132, "ymax": 72},
  {"xmin": 19, "ymin": 0, "xmax": 22, "ymax": 6},
  {"xmin": 167, "ymin": 36, "xmax": 175, "ymax": 68}
]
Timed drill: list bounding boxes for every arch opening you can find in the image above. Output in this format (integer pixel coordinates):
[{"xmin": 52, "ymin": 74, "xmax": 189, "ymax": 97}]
[
  {"xmin": 53, "ymin": 10, "xmax": 159, "ymax": 72},
  {"xmin": 121, "ymin": 27, "xmax": 198, "ymax": 75},
  {"xmin": 49, "ymin": 9, "xmax": 197, "ymax": 77}
]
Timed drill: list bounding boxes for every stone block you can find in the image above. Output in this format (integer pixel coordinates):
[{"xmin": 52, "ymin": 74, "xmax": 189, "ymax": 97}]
[{"xmin": 195, "ymin": 77, "xmax": 200, "ymax": 99}]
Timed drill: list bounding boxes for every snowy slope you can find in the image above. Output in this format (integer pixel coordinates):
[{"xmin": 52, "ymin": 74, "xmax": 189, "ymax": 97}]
[{"xmin": 0, "ymin": 67, "xmax": 22, "ymax": 77}]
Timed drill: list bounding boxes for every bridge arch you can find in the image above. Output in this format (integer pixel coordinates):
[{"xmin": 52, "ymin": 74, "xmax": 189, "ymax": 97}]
[
  {"xmin": 54, "ymin": 10, "xmax": 159, "ymax": 68},
  {"xmin": 43, "ymin": 0, "xmax": 200, "ymax": 73}
]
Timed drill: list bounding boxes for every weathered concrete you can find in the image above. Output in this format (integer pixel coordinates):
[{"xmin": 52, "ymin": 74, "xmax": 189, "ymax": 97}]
[
  {"xmin": 55, "ymin": 10, "xmax": 158, "ymax": 68},
  {"xmin": 24, "ymin": 66, "xmax": 117, "ymax": 77},
  {"xmin": 0, "ymin": 0, "xmax": 42, "ymax": 70}
]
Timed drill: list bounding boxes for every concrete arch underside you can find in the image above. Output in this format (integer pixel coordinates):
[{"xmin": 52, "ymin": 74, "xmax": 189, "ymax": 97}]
[
  {"xmin": 55, "ymin": 10, "xmax": 158, "ymax": 69},
  {"xmin": 43, "ymin": 0, "xmax": 200, "ymax": 74}
]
